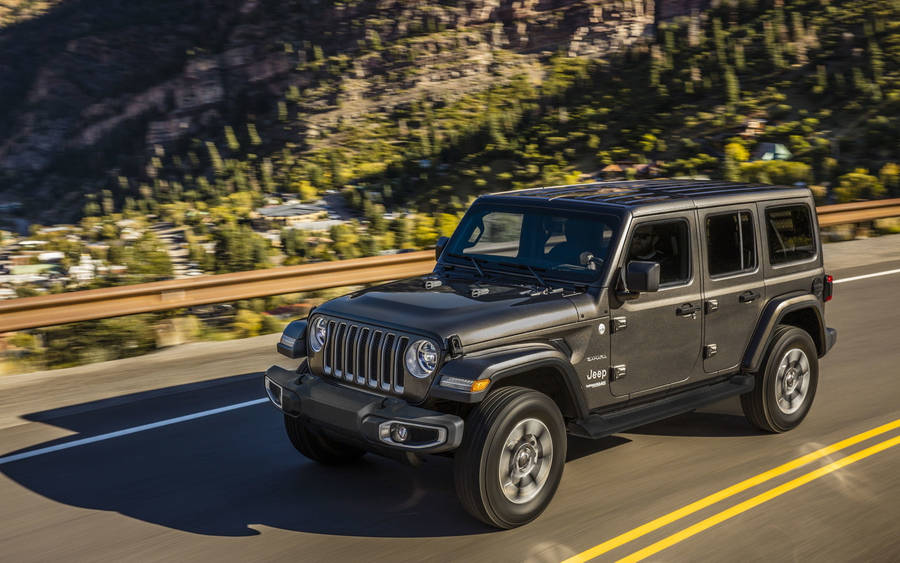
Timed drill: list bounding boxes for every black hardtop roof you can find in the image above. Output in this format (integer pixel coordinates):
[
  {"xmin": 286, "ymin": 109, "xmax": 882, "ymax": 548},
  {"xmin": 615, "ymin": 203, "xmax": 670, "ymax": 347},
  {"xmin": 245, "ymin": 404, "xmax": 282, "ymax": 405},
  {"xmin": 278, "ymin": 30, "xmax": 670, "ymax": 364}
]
[{"xmin": 482, "ymin": 179, "xmax": 810, "ymax": 215}]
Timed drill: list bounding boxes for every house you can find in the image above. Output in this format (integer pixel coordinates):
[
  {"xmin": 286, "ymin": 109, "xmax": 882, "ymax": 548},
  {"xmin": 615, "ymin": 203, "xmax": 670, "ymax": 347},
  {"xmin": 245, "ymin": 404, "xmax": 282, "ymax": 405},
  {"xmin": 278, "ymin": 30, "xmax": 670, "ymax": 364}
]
[
  {"xmin": 599, "ymin": 162, "xmax": 663, "ymax": 179},
  {"xmin": 37, "ymin": 251, "xmax": 65, "ymax": 263},
  {"xmin": 752, "ymin": 142, "xmax": 792, "ymax": 161},
  {"xmin": 742, "ymin": 118, "xmax": 768, "ymax": 137},
  {"xmin": 253, "ymin": 203, "xmax": 328, "ymax": 229},
  {"xmin": 68, "ymin": 254, "xmax": 100, "ymax": 282}
]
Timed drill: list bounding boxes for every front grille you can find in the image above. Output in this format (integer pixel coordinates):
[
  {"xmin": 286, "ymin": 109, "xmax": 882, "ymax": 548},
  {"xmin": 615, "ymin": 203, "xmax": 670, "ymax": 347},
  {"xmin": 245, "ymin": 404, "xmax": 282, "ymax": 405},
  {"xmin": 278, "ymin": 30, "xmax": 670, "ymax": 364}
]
[{"xmin": 322, "ymin": 319, "xmax": 409, "ymax": 394}]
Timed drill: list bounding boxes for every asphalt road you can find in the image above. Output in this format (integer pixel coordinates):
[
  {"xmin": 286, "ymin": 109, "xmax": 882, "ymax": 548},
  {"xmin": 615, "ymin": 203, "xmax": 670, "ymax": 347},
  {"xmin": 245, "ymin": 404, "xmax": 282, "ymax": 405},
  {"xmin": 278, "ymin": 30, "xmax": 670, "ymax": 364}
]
[{"xmin": 1, "ymin": 242, "xmax": 899, "ymax": 562}]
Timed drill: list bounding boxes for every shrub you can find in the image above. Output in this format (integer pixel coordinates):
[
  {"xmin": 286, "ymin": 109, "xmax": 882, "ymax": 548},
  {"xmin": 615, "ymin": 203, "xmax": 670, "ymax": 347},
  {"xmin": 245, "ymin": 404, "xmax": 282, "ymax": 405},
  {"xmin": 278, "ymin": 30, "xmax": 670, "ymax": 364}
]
[
  {"xmin": 834, "ymin": 170, "xmax": 885, "ymax": 203},
  {"xmin": 739, "ymin": 161, "xmax": 811, "ymax": 185}
]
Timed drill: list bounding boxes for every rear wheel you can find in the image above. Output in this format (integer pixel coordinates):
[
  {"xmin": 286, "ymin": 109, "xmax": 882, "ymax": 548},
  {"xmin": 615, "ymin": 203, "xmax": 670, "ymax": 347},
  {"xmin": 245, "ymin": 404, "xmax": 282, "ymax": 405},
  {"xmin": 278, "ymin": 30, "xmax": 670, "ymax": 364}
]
[
  {"xmin": 741, "ymin": 325, "xmax": 818, "ymax": 433},
  {"xmin": 454, "ymin": 386, "xmax": 566, "ymax": 529},
  {"xmin": 283, "ymin": 415, "xmax": 365, "ymax": 465}
]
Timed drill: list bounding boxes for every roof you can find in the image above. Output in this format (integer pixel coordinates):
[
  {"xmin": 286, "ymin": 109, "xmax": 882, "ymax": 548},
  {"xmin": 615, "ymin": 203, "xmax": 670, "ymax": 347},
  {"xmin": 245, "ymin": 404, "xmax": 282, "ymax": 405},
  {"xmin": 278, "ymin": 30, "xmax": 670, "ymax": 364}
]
[
  {"xmin": 257, "ymin": 203, "xmax": 325, "ymax": 218},
  {"xmin": 751, "ymin": 143, "xmax": 792, "ymax": 161},
  {"xmin": 483, "ymin": 179, "xmax": 809, "ymax": 215}
]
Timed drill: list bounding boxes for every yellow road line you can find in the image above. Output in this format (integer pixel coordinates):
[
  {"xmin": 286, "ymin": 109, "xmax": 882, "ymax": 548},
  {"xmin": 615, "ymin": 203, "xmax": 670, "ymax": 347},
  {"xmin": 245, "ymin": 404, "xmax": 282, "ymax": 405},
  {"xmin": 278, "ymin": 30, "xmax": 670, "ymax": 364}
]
[
  {"xmin": 563, "ymin": 419, "xmax": 900, "ymax": 563},
  {"xmin": 618, "ymin": 434, "xmax": 900, "ymax": 562}
]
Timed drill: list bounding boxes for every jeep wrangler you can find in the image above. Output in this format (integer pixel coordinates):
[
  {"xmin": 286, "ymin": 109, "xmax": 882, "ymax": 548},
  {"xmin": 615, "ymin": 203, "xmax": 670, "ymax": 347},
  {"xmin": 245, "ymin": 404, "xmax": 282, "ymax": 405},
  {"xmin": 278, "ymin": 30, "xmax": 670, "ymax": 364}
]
[{"xmin": 264, "ymin": 180, "xmax": 837, "ymax": 529}]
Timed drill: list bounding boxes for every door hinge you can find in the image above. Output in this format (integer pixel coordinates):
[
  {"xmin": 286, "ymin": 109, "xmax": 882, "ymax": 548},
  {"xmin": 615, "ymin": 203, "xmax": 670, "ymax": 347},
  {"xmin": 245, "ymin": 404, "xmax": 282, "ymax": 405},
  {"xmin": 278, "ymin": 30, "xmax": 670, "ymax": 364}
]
[
  {"xmin": 705, "ymin": 299, "xmax": 718, "ymax": 314},
  {"xmin": 611, "ymin": 364, "xmax": 627, "ymax": 381},
  {"xmin": 612, "ymin": 317, "xmax": 627, "ymax": 332},
  {"xmin": 704, "ymin": 344, "xmax": 718, "ymax": 359}
]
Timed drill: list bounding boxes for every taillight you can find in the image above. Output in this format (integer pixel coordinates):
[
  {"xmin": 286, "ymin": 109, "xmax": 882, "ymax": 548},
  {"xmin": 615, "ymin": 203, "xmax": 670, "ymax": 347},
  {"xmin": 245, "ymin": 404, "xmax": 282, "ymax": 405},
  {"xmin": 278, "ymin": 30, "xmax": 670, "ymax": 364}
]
[{"xmin": 824, "ymin": 274, "xmax": 833, "ymax": 302}]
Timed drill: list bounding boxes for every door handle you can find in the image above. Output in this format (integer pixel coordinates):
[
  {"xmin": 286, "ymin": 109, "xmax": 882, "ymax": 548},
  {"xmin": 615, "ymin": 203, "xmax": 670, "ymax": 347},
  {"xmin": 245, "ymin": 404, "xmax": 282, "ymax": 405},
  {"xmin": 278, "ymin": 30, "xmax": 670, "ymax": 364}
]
[
  {"xmin": 739, "ymin": 290, "xmax": 761, "ymax": 303},
  {"xmin": 676, "ymin": 303, "xmax": 698, "ymax": 317}
]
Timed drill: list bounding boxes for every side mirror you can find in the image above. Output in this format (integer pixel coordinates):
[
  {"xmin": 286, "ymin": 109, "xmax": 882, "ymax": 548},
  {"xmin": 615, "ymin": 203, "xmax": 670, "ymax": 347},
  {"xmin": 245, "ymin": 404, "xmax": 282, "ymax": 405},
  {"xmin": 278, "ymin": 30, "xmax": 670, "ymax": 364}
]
[
  {"xmin": 276, "ymin": 319, "xmax": 308, "ymax": 359},
  {"xmin": 435, "ymin": 236, "xmax": 449, "ymax": 260},
  {"xmin": 624, "ymin": 261, "xmax": 660, "ymax": 294}
]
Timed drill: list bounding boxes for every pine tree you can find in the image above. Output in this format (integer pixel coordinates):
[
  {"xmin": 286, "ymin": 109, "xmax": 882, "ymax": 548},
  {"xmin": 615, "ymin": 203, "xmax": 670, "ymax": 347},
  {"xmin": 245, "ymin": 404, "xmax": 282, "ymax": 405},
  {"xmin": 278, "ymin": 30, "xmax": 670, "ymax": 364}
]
[
  {"xmin": 869, "ymin": 41, "xmax": 884, "ymax": 85},
  {"xmin": 724, "ymin": 66, "xmax": 740, "ymax": 107},
  {"xmin": 224, "ymin": 126, "xmax": 240, "ymax": 152},
  {"xmin": 723, "ymin": 154, "xmax": 739, "ymax": 182}
]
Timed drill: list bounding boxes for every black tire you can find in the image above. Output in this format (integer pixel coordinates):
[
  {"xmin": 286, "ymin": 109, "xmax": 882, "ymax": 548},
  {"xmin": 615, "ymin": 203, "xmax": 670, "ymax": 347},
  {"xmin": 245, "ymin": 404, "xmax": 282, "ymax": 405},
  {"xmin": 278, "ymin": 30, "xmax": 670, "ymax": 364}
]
[
  {"xmin": 741, "ymin": 325, "xmax": 819, "ymax": 433},
  {"xmin": 283, "ymin": 415, "xmax": 366, "ymax": 465},
  {"xmin": 453, "ymin": 386, "xmax": 567, "ymax": 529}
]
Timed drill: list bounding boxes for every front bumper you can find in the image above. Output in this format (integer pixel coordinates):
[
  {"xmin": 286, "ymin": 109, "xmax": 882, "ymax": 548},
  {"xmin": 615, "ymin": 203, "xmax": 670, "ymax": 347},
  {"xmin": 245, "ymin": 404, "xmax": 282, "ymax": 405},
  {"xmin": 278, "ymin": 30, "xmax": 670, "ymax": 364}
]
[{"xmin": 264, "ymin": 365, "xmax": 463, "ymax": 454}]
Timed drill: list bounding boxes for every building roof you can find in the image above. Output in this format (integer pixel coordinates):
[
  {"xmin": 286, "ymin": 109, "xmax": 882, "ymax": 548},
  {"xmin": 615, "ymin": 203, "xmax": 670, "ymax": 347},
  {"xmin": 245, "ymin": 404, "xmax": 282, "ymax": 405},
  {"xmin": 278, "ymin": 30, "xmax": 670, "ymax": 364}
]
[
  {"xmin": 257, "ymin": 203, "xmax": 326, "ymax": 218},
  {"xmin": 484, "ymin": 179, "xmax": 809, "ymax": 216},
  {"xmin": 751, "ymin": 142, "xmax": 792, "ymax": 161}
]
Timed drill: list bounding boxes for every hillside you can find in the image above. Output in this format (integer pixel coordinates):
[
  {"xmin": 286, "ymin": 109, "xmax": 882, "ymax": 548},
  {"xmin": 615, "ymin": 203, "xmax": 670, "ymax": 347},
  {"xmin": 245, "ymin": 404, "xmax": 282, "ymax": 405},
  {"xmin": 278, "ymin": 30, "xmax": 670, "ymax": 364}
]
[
  {"xmin": 3, "ymin": 0, "xmax": 900, "ymax": 371},
  {"xmin": 0, "ymin": 0, "xmax": 898, "ymax": 228}
]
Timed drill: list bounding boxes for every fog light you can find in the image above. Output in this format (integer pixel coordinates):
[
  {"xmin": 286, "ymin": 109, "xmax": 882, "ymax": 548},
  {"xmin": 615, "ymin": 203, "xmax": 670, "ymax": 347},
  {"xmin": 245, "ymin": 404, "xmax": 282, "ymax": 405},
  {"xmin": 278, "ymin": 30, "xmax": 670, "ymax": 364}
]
[{"xmin": 390, "ymin": 424, "xmax": 409, "ymax": 443}]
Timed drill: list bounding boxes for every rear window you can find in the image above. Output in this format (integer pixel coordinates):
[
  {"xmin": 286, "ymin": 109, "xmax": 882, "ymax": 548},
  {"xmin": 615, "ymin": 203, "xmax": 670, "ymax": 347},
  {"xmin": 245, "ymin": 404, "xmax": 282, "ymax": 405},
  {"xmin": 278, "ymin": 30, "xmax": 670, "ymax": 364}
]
[
  {"xmin": 706, "ymin": 211, "xmax": 756, "ymax": 277},
  {"xmin": 765, "ymin": 205, "xmax": 816, "ymax": 265}
]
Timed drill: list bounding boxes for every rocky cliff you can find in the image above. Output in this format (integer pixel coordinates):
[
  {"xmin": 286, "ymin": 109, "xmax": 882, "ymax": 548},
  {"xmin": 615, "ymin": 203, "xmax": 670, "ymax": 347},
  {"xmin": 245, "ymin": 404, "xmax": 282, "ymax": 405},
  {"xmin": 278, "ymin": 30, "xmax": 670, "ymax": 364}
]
[{"xmin": 0, "ymin": 0, "xmax": 707, "ymax": 223}]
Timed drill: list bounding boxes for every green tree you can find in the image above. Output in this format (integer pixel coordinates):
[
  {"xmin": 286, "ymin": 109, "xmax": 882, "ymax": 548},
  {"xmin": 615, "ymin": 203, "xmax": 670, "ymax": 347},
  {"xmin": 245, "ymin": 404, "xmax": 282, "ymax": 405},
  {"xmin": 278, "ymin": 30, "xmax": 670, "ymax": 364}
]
[
  {"xmin": 725, "ymin": 142, "xmax": 750, "ymax": 163},
  {"xmin": 723, "ymin": 154, "xmax": 739, "ymax": 182},
  {"xmin": 879, "ymin": 163, "xmax": 900, "ymax": 196},
  {"xmin": 391, "ymin": 216, "xmax": 412, "ymax": 249},
  {"xmin": 234, "ymin": 309, "xmax": 263, "ymax": 338},
  {"xmin": 834, "ymin": 170, "xmax": 885, "ymax": 203},
  {"xmin": 413, "ymin": 214, "xmax": 438, "ymax": 248},
  {"xmin": 724, "ymin": 66, "xmax": 740, "ymax": 107},
  {"xmin": 224, "ymin": 126, "xmax": 240, "ymax": 152},
  {"xmin": 329, "ymin": 223, "xmax": 361, "ymax": 259},
  {"xmin": 213, "ymin": 224, "xmax": 271, "ymax": 272},
  {"xmin": 739, "ymin": 161, "xmax": 811, "ymax": 185},
  {"xmin": 436, "ymin": 213, "xmax": 459, "ymax": 238}
]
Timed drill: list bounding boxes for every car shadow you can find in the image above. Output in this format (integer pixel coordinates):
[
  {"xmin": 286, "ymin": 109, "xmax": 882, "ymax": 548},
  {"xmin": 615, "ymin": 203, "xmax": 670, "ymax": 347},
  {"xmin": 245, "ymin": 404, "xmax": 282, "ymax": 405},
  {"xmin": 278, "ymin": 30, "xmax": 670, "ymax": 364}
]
[
  {"xmin": 566, "ymin": 435, "xmax": 631, "ymax": 462},
  {"xmin": 625, "ymin": 411, "xmax": 758, "ymax": 438},
  {"xmin": 2, "ymin": 382, "xmax": 488, "ymax": 538},
  {"xmin": 0, "ymin": 375, "xmax": 750, "ymax": 539}
]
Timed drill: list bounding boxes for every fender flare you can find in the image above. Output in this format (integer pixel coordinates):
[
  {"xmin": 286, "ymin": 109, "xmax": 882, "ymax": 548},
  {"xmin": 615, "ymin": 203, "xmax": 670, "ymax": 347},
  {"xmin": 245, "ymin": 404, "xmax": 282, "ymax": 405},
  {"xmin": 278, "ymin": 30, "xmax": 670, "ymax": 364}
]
[
  {"xmin": 430, "ymin": 343, "xmax": 589, "ymax": 419},
  {"xmin": 743, "ymin": 293, "xmax": 825, "ymax": 373}
]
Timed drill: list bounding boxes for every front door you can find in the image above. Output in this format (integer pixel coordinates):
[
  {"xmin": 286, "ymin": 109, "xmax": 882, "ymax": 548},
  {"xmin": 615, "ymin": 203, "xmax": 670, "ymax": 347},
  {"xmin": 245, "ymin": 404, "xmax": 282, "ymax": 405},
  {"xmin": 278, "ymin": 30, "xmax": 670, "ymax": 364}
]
[
  {"xmin": 699, "ymin": 205, "xmax": 766, "ymax": 373},
  {"xmin": 609, "ymin": 212, "xmax": 703, "ymax": 397}
]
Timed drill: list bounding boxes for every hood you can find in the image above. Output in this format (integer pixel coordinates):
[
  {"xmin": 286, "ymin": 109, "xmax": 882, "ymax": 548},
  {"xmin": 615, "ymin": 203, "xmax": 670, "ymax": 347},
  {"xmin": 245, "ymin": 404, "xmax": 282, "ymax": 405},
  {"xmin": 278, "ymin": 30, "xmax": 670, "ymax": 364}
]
[{"xmin": 315, "ymin": 275, "xmax": 580, "ymax": 347}]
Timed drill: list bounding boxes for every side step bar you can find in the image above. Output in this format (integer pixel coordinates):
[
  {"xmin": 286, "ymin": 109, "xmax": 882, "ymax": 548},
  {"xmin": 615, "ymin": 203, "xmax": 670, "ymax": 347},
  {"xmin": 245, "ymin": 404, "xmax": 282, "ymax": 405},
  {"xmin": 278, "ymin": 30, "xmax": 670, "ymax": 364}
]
[{"xmin": 568, "ymin": 375, "xmax": 755, "ymax": 439}]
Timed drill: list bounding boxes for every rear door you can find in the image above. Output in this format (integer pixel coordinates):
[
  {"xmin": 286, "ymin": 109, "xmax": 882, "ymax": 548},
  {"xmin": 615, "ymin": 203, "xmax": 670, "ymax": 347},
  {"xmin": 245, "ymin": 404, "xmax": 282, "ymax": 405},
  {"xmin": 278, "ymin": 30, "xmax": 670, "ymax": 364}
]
[{"xmin": 699, "ymin": 205, "xmax": 765, "ymax": 373}]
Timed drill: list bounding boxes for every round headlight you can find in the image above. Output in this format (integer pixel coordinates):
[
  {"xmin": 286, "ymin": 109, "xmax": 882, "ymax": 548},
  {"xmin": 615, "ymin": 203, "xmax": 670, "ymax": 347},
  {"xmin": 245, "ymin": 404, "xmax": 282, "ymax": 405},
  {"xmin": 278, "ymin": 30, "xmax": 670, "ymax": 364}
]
[
  {"xmin": 309, "ymin": 317, "xmax": 327, "ymax": 353},
  {"xmin": 405, "ymin": 339, "xmax": 438, "ymax": 378}
]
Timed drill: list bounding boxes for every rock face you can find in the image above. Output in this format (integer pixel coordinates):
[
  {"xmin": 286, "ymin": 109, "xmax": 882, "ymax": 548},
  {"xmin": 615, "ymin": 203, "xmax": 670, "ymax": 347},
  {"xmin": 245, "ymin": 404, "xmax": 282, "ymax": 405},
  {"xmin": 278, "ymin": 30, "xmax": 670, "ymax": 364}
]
[
  {"xmin": 0, "ymin": 0, "xmax": 706, "ymax": 221},
  {"xmin": 656, "ymin": 0, "xmax": 711, "ymax": 21}
]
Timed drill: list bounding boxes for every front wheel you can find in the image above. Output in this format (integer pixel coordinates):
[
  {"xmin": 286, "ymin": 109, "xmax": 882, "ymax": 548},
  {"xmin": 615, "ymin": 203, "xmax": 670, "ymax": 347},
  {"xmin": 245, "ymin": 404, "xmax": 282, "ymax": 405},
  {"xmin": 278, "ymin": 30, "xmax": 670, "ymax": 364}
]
[
  {"xmin": 453, "ymin": 386, "xmax": 567, "ymax": 529},
  {"xmin": 741, "ymin": 325, "xmax": 819, "ymax": 433}
]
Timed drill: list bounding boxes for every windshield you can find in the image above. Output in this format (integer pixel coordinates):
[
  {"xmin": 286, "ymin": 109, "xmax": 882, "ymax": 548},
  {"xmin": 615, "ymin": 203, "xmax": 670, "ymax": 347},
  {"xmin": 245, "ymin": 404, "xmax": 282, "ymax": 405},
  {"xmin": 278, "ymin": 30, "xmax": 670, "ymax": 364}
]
[{"xmin": 442, "ymin": 202, "xmax": 620, "ymax": 283}]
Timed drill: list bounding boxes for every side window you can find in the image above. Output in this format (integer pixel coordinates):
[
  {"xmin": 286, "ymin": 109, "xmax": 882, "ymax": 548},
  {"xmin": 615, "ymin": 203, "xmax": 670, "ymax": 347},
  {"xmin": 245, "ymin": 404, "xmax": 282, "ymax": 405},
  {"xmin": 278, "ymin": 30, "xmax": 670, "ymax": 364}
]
[
  {"xmin": 706, "ymin": 211, "xmax": 756, "ymax": 276},
  {"xmin": 765, "ymin": 205, "xmax": 816, "ymax": 265},
  {"xmin": 628, "ymin": 220, "xmax": 690, "ymax": 286}
]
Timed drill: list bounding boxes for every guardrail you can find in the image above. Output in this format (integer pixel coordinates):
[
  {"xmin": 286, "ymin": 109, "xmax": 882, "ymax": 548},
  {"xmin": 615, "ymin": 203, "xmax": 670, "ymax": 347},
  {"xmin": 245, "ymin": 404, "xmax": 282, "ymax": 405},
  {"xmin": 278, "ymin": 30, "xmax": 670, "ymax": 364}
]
[
  {"xmin": 0, "ymin": 251, "xmax": 435, "ymax": 333},
  {"xmin": 816, "ymin": 198, "xmax": 900, "ymax": 227},
  {"xmin": 2, "ymin": 198, "xmax": 899, "ymax": 333}
]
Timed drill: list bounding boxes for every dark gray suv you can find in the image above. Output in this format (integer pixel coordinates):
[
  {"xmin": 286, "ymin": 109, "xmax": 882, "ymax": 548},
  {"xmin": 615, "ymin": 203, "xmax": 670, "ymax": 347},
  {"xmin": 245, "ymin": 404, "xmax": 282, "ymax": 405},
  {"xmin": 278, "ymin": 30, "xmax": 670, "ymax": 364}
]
[{"xmin": 264, "ymin": 180, "xmax": 837, "ymax": 528}]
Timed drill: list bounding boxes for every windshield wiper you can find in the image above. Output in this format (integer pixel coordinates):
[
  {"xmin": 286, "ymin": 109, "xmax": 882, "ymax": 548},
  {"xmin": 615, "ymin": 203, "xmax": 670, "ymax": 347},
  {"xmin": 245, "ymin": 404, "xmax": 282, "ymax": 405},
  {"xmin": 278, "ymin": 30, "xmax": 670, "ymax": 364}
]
[
  {"xmin": 447, "ymin": 252, "xmax": 485, "ymax": 278},
  {"xmin": 491, "ymin": 259, "xmax": 557, "ymax": 292},
  {"xmin": 525, "ymin": 264, "xmax": 548, "ymax": 288}
]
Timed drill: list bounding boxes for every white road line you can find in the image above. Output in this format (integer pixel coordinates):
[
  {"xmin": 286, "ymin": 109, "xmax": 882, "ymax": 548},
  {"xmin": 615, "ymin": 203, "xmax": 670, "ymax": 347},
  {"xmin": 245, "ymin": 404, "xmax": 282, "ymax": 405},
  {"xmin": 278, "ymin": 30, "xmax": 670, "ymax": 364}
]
[
  {"xmin": 833, "ymin": 267, "xmax": 900, "ymax": 284},
  {"xmin": 2, "ymin": 266, "xmax": 899, "ymax": 465},
  {"xmin": 0, "ymin": 398, "xmax": 268, "ymax": 465}
]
